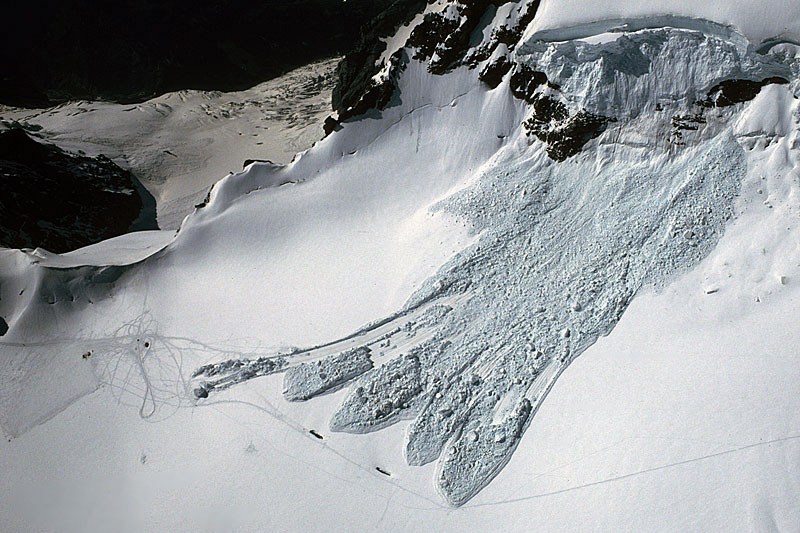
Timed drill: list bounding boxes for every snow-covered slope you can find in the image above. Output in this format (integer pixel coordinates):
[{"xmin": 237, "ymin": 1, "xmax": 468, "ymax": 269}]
[{"xmin": 1, "ymin": 0, "xmax": 799, "ymax": 529}]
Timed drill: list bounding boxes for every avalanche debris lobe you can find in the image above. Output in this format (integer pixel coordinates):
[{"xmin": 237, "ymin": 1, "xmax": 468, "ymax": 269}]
[
  {"xmin": 187, "ymin": 10, "xmax": 800, "ymax": 503},
  {"xmin": 0, "ymin": 127, "xmax": 157, "ymax": 252},
  {"xmin": 330, "ymin": 351, "xmax": 424, "ymax": 433},
  {"xmin": 192, "ymin": 129, "xmax": 745, "ymax": 504},
  {"xmin": 308, "ymin": 128, "xmax": 745, "ymax": 507},
  {"xmin": 283, "ymin": 347, "xmax": 374, "ymax": 401},
  {"xmin": 192, "ymin": 356, "xmax": 287, "ymax": 399}
]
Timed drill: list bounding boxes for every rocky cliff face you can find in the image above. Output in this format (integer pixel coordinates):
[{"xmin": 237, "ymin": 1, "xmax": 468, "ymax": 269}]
[
  {"xmin": 328, "ymin": 0, "xmax": 545, "ymax": 131},
  {"xmin": 0, "ymin": 127, "xmax": 157, "ymax": 252}
]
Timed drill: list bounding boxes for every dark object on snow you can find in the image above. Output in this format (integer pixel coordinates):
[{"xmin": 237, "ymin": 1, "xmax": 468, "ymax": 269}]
[
  {"xmin": 672, "ymin": 113, "xmax": 706, "ymax": 131},
  {"xmin": 0, "ymin": 317, "xmax": 8, "ymax": 336},
  {"xmin": 0, "ymin": 128, "xmax": 158, "ymax": 252}
]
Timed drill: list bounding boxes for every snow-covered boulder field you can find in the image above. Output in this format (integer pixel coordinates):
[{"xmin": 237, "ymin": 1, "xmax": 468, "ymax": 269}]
[{"xmin": 1, "ymin": 0, "xmax": 799, "ymax": 529}]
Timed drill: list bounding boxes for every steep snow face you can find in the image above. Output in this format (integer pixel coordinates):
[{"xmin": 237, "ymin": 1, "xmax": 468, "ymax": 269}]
[
  {"xmin": 1, "ymin": 0, "xmax": 799, "ymax": 519},
  {"xmin": 531, "ymin": 0, "xmax": 800, "ymax": 44}
]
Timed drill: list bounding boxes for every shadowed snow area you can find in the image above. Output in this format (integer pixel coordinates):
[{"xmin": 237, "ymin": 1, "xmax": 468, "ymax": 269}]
[{"xmin": 1, "ymin": 0, "xmax": 799, "ymax": 519}]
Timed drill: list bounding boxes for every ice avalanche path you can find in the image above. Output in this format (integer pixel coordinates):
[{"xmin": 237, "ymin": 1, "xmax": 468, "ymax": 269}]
[{"xmin": 2, "ymin": 0, "xmax": 800, "ymax": 515}]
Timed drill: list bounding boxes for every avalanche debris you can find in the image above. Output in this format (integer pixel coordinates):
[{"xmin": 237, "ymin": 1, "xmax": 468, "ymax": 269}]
[{"xmin": 283, "ymin": 347, "xmax": 374, "ymax": 401}]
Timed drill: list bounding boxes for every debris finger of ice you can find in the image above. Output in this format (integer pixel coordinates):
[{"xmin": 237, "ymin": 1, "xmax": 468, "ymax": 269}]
[{"xmin": 283, "ymin": 347, "xmax": 373, "ymax": 401}]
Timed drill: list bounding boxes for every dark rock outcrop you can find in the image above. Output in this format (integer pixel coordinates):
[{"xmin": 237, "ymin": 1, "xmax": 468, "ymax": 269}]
[
  {"xmin": 508, "ymin": 64, "xmax": 549, "ymax": 101},
  {"xmin": 331, "ymin": 0, "xmax": 543, "ymax": 123},
  {"xmin": 464, "ymin": 0, "xmax": 540, "ymax": 67},
  {"xmin": 698, "ymin": 76, "xmax": 790, "ymax": 107},
  {"xmin": 0, "ymin": 128, "xmax": 157, "ymax": 252},
  {"xmin": 522, "ymin": 96, "xmax": 611, "ymax": 161},
  {"xmin": 409, "ymin": 0, "xmax": 510, "ymax": 75},
  {"xmin": 332, "ymin": 0, "xmax": 427, "ymax": 121},
  {"xmin": 242, "ymin": 159, "xmax": 274, "ymax": 169},
  {"xmin": 479, "ymin": 56, "xmax": 512, "ymax": 88}
]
